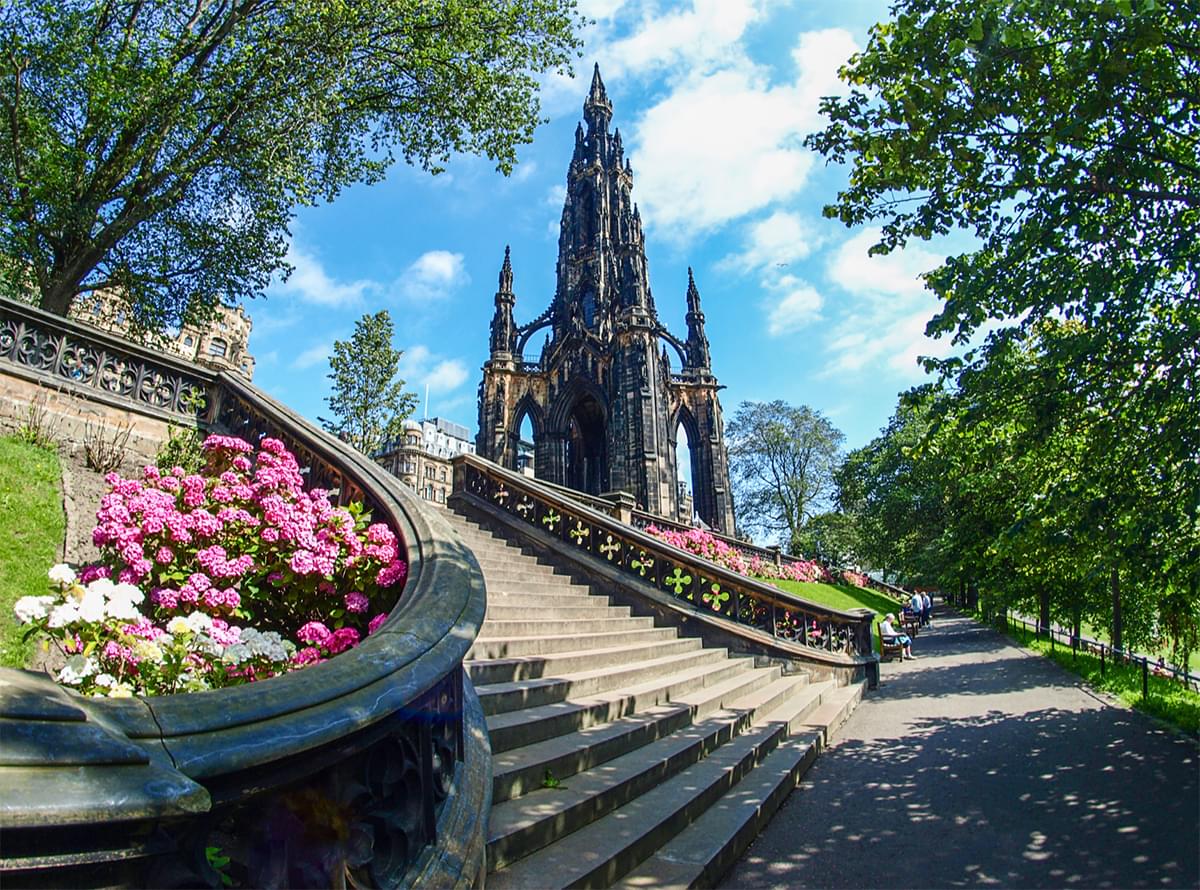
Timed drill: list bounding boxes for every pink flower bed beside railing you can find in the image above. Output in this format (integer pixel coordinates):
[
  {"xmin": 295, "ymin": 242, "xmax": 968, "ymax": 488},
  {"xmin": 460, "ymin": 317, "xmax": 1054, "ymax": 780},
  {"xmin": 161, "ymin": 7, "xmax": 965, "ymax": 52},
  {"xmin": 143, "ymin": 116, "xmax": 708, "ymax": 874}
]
[
  {"xmin": 841, "ymin": 570, "xmax": 871, "ymax": 588},
  {"xmin": 15, "ymin": 435, "xmax": 407, "ymax": 698},
  {"xmin": 642, "ymin": 525, "xmax": 834, "ymax": 585}
]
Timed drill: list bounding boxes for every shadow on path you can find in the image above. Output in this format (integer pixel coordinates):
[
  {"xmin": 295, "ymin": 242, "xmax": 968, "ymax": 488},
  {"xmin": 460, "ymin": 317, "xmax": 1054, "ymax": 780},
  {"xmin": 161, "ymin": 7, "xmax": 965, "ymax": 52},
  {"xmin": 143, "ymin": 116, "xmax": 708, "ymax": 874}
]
[{"xmin": 721, "ymin": 609, "xmax": 1199, "ymax": 889}]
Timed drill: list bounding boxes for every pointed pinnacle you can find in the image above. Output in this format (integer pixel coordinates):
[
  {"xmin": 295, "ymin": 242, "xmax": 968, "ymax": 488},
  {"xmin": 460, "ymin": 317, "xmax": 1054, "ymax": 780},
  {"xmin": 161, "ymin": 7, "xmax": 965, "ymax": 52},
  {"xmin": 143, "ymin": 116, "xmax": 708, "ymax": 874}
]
[
  {"xmin": 502, "ymin": 245, "xmax": 512, "ymax": 273},
  {"xmin": 590, "ymin": 62, "xmax": 605, "ymax": 96}
]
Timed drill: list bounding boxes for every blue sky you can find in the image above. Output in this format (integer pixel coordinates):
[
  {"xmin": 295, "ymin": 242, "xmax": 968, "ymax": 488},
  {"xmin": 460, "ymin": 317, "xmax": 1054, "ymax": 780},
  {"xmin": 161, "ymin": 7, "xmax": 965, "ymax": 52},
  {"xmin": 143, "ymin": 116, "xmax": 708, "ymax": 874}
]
[{"xmin": 249, "ymin": 0, "xmax": 963, "ymax": 453}]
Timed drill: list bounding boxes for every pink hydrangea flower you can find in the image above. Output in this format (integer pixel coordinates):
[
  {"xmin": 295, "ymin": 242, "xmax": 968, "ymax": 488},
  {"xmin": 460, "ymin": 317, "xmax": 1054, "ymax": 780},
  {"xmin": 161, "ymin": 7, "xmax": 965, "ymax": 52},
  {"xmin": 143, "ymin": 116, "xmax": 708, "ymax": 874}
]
[
  {"xmin": 297, "ymin": 621, "xmax": 332, "ymax": 646},
  {"xmin": 326, "ymin": 626, "xmax": 360, "ymax": 655},
  {"xmin": 344, "ymin": 591, "xmax": 369, "ymax": 613}
]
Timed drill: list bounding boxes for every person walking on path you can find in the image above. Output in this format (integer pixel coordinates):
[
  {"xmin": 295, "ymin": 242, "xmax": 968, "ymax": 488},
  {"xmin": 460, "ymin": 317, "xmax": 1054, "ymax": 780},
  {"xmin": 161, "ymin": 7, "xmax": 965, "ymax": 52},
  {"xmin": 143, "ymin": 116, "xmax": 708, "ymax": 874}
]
[{"xmin": 721, "ymin": 606, "xmax": 1200, "ymax": 889}]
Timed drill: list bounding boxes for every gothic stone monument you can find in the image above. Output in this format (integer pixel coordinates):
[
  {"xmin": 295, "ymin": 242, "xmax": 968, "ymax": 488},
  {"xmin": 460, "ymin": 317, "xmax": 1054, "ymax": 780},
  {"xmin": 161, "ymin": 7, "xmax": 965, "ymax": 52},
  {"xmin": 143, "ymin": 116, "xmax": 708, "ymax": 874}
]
[{"xmin": 476, "ymin": 66, "xmax": 736, "ymax": 533}]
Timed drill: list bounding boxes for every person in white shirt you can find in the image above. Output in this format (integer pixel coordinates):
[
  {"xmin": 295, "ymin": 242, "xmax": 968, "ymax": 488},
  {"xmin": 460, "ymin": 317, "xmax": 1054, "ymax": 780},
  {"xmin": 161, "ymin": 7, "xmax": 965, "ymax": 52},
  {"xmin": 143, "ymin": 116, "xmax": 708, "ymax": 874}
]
[{"xmin": 879, "ymin": 613, "xmax": 914, "ymax": 659}]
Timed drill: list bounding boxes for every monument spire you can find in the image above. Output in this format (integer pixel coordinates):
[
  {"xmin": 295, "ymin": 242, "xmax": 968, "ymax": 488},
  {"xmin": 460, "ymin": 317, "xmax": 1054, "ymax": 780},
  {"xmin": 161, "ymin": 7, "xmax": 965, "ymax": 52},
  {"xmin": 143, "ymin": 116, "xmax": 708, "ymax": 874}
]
[
  {"xmin": 583, "ymin": 63, "xmax": 613, "ymax": 134},
  {"xmin": 684, "ymin": 267, "xmax": 712, "ymax": 371},
  {"xmin": 489, "ymin": 246, "xmax": 516, "ymax": 357}
]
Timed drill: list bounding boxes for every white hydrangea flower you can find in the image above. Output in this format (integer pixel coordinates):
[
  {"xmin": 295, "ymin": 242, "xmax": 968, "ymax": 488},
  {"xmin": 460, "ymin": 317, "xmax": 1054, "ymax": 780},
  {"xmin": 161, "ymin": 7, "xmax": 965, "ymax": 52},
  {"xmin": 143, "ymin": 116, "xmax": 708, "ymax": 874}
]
[
  {"xmin": 167, "ymin": 616, "xmax": 192, "ymax": 635},
  {"xmin": 107, "ymin": 683, "xmax": 134, "ymax": 698},
  {"xmin": 185, "ymin": 611, "xmax": 213, "ymax": 634},
  {"xmin": 132, "ymin": 639, "xmax": 164, "ymax": 664},
  {"xmin": 77, "ymin": 586, "xmax": 106, "ymax": 623},
  {"xmin": 93, "ymin": 672, "xmax": 116, "ymax": 688},
  {"xmin": 14, "ymin": 595, "xmax": 56, "ymax": 624},
  {"xmin": 48, "ymin": 564, "xmax": 76, "ymax": 586},
  {"xmin": 86, "ymin": 577, "xmax": 115, "ymax": 598},
  {"xmin": 104, "ymin": 587, "xmax": 143, "ymax": 621},
  {"xmin": 111, "ymin": 582, "xmax": 144, "ymax": 605},
  {"xmin": 58, "ymin": 654, "xmax": 97, "ymax": 685},
  {"xmin": 47, "ymin": 601, "xmax": 81, "ymax": 628}
]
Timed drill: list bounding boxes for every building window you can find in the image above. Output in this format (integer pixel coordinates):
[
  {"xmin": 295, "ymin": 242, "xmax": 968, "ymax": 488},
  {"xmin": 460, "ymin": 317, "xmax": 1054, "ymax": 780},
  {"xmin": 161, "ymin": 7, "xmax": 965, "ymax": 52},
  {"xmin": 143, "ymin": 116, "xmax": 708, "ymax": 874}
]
[
  {"xmin": 208, "ymin": 338, "xmax": 228, "ymax": 357},
  {"xmin": 440, "ymin": 469, "xmax": 447, "ymax": 482},
  {"xmin": 424, "ymin": 485, "xmax": 433, "ymax": 500},
  {"xmin": 437, "ymin": 489, "xmax": 446, "ymax": 504},
  {"xmin": 183, "ymin": 335, "xmax": 194, "ymax": 347}
]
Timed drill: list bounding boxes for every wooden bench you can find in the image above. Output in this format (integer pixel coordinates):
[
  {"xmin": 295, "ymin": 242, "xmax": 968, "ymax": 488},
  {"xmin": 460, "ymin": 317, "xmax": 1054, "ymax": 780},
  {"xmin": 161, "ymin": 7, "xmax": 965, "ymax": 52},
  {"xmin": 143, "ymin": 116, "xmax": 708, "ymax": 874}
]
[{"xmin": 880, "ymin": 634, "xmax": 905, "ymax": 662}]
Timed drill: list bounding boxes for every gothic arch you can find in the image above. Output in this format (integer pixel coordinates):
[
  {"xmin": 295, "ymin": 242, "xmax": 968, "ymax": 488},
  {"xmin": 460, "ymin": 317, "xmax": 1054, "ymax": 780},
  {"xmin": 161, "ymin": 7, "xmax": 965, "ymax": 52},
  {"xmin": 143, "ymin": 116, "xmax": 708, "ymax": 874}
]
[
  {"xmin": 508, "ymin": 393, "xmax": 545, "ymax": 472},
  {"xmin": 548, "ymin": 378, "xmax": 609, "ymax": 433},
  {"xmin": 549, "ymin": 380, "xmax": 610, "ymax": 496}
]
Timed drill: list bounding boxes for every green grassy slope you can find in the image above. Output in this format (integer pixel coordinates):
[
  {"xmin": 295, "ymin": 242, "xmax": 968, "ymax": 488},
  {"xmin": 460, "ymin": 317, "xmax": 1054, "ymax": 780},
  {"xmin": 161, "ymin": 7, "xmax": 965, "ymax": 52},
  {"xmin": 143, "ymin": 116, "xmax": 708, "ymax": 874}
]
[{"xmin": 0, "ymin": 437, "xmax": 63, "ymax": 668}]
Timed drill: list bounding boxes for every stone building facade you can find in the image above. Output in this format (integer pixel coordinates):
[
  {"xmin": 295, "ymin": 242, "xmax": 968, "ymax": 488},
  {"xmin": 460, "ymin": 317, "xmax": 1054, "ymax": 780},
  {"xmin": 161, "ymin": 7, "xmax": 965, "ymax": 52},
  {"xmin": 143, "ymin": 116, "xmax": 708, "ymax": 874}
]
[
  {"xmin": 71, "ymin": 292, "xmax": 256, "ymax": 379},
  {"xmin": 375, "ymin": 417, "xmax": 475, "ymax": 506},
  {"xmin": 476, "ymin": 67, "xmax": 736, "ymax": 532}
]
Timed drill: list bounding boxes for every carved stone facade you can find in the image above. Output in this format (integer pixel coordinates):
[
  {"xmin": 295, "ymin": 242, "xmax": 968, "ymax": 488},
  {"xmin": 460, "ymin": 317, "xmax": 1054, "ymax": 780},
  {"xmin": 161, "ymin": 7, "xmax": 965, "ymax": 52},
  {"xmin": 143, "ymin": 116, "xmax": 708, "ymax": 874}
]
[
  {"xmin": 376, "ymin": 417, "xmax": 475, "ymax": 506},
  {"xmin": 71, "ymin": 291, "xmax": 256, "ymax": 379},
  {"xmin": 476, "ymin": 67, "xmax": 735, "ymax": 532}
]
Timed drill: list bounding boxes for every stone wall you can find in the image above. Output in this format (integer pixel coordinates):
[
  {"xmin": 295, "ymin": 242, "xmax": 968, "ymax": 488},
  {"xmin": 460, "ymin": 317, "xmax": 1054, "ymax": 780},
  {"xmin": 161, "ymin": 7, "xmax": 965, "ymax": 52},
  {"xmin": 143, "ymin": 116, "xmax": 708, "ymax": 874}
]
[{"xmin": 0, "ymin": 370, "xmax": 185, "ymax": 470}]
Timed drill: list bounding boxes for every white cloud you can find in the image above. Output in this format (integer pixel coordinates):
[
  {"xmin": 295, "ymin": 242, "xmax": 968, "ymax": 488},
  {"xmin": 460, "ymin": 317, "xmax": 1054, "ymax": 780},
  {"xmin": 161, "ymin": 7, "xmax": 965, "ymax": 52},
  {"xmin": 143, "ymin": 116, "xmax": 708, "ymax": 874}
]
[
  {"xmin": 271, "ymin": 244, "xmax": 378, "ymax": 307},
  {"xmin": 577, "ymin": 0, "xmax": 627, "ymax": 20},
  {"xmin": 398, "ymin": 250, "xmax": 470, "ymax": 301},
  {"xmin": 722, "ymin": 210, "xmax": 821, "ymax": 273},
  {"xmin": 629, "ymin": 28, "xmax": 858, "ymax": 240},
  {"xmin": 603, "ymin": 0, "xmax": 767, "ymax": 79},
  {"xmin": 398, "ymin": 345, "xmax": 470, "ymax": 395},
  {"xmin": 820, "ymin": 227, "xmax": 950, "ymax": 380},
  {"xmin": 765, "ymin": 275, "xmax": 824, "ymax": 336},
  {"xmin": 512, "ymin": 160, "xmax": 539, "ymax": 183},
  {"xmin": 826, "ymin": 228, "xmax": 938, "ymax": 299},
  {"xmin": 292, "ymin": 341, "xmax": 331, "ymax": 370}
]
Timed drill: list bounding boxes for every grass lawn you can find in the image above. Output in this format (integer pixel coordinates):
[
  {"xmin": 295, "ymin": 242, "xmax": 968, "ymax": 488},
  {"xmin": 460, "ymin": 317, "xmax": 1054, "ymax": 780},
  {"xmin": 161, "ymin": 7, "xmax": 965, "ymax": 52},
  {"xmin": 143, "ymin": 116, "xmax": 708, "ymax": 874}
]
[
  {"xmin": 0, "ymin": 436, "xmax": 63, "ymax": 668},
  {"xmin": 763, "ymin": 577, "xmax": 906, "ymax": 653},
  {"xmin": 1003, "ymin": 620, "xmax": 1200, "ymax": 736}
]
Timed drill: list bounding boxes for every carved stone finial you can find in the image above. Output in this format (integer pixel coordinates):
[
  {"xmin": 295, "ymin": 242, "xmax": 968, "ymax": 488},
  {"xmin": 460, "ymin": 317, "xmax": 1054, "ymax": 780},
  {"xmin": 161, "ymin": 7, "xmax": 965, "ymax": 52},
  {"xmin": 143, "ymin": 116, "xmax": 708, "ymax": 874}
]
[
  {"xmin": 498, "ymin": 245, "xmax": 514, "ymax": 295},
  {"xmin": 583, "ymin": 63, "xmax": 613, "ymax": 134}
]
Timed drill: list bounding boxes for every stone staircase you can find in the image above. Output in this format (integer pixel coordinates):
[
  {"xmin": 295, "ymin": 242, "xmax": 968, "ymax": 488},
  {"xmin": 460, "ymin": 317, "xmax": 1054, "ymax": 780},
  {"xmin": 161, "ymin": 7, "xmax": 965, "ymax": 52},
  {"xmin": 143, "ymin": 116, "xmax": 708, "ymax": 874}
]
[{"xmin": 448, "ymin": 505, "xmax": 865, "ymax": 888}]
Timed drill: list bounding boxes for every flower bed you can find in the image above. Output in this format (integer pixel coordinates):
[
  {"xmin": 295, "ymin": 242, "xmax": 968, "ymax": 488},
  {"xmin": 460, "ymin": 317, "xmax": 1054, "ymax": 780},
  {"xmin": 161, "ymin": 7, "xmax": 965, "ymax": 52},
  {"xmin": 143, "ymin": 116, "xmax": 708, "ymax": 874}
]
[
  {"xmin": 642, "ymin": 525, "xmax": 833, "ymax": 585},
  {"xmin": 15, "ymin": 434, "xmax": 407, "ymax": 697}
]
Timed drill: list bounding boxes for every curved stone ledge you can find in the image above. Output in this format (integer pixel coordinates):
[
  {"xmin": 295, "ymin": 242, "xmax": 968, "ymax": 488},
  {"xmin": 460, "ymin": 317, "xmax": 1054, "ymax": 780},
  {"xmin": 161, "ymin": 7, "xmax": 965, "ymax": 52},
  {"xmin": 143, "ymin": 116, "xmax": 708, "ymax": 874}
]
[{"xmin": 0, "ymin": 318, "xmax": 490, "ymax": 887}]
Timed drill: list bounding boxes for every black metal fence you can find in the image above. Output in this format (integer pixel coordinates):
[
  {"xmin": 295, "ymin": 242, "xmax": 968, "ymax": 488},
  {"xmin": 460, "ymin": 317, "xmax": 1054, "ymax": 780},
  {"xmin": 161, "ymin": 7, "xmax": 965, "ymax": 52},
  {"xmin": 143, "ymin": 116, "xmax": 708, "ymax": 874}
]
[{"xmin": 1000, "ymin": 611, "xmax": 1200, "ymax": 698}]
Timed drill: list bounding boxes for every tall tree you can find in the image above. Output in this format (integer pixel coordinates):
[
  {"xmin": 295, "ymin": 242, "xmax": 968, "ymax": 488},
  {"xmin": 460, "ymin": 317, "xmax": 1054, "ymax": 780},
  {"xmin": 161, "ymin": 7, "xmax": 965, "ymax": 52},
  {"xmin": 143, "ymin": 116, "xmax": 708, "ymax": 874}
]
[
  {"xmin": 810, "ymin": 0, "xmax": 1199, "ymax": 643},
  {"xmin": 0, "ymin": 0, "xmax": 582, "ymax": 329},
  {"xmin": 321, "ymin": 311, "xmax": 417, "ymax": 457},
  {"xmin": 727, "ymin": 401, "xmax": 844, "ymax": 549}
]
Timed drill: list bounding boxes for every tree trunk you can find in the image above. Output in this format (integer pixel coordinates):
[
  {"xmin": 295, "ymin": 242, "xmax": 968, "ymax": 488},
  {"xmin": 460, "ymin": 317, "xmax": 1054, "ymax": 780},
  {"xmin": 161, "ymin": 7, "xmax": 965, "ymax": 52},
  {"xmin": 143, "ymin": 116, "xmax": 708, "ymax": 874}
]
[
  {"xmin": 39, "ymin": 279, "xmax": 76, "ymax": 316},
  {"xmin": 1110, "ymin": 566, "xmax": 1122, "ymax": 652},
  {"xmin": 1038, "ymin": 587, "xmax": 1051, "ymax": 636}
]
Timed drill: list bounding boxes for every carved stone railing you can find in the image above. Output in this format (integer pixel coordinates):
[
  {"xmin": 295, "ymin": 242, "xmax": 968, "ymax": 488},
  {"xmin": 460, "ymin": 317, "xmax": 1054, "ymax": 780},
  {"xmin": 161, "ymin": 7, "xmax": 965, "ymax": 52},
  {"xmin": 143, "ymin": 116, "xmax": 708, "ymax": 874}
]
[
  {"xmin": 0, "ymin": 297, "xmax": 213, "ymax": 420},
  {"xmin": 0, "ymin": 298, "xmax": 489, "ymax": 888},
  {"xmin": 455, "ymin": 455, "xmax": 875, "ymax": 661}
]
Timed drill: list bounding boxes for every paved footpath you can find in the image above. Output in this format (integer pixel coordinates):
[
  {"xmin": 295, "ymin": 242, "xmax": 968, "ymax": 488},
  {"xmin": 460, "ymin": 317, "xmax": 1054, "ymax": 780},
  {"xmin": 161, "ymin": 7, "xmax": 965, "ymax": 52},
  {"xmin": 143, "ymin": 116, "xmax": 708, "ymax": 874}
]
[{"xmin": 721, "ymin": 607, "xmax": 1200, "ymax": 889}]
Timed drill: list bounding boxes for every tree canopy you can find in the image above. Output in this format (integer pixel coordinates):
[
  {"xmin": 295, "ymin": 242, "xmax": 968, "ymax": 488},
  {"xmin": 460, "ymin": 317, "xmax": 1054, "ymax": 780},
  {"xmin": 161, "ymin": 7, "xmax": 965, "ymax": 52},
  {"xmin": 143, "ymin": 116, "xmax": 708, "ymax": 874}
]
[
  {"xmin": 810, "ymin": 0, "xmax": 1198, "ymax": 664},
  {"xmin": 320, "ymin": 311, "xmax": 418, "ymax": 458},
  {"xmin": 0, "ymin": 0, "xmax": 583, "ymax": 329},
  {"xmin": 727, "ymin": 401, "xmax": 844, "ymax": 551}
]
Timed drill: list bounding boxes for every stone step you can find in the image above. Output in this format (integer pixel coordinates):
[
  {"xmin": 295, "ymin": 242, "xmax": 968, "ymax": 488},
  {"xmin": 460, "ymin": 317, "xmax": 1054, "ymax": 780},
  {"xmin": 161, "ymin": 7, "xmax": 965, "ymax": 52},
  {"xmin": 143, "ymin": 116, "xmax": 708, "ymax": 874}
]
[
  {"xmin": 487, "ymin": 678, "xmax": 829, "ymax": 872},
  {"xmin": 484, "ymin": 648, "xmax": 737, "ymax": 751},
  {"xmin": 792, "ymin": 681, "xmax": 865, "ymax": 748},
  {"xmin": 480, "ymin": 615, "xmax": 655, "ymax": 638},
  {"xmin": 484, "ymin": 578, "xmax": 594, "ymax": 596},
  {"xmin": 466, "ymin": 638, "xmax": 703, "ymax": 687},
  {"xmin": 477, "ymin": 647, "xmax": 744, "ymax": 719},
  {"xmin": 479, "ymin": 566, "xmax": 579, "ymax": 584},
  {"xmin": 483, "ymin": 591, "xmax": 610, "ymax": 610},
  {"xmin": 468, "ymin": 626, "xmax": 679, "ymax": 661},
  {"xmin": 614, "ymin": 733, "xmax": 821, "ymax": 890},
  {"xmin": 485, "ymin": 604, "xmax": 630, "ymax": 622},
  {"xmin": 488, "ymin": 710, "xmax": 750, "ymax": 872},
  {"xmin": 487, "ymin": 716, "xmax": 791, "ymax": 889},
  {"xmin": 489, "ymin": 660, "xmax": 786, "ymax": 803}
]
